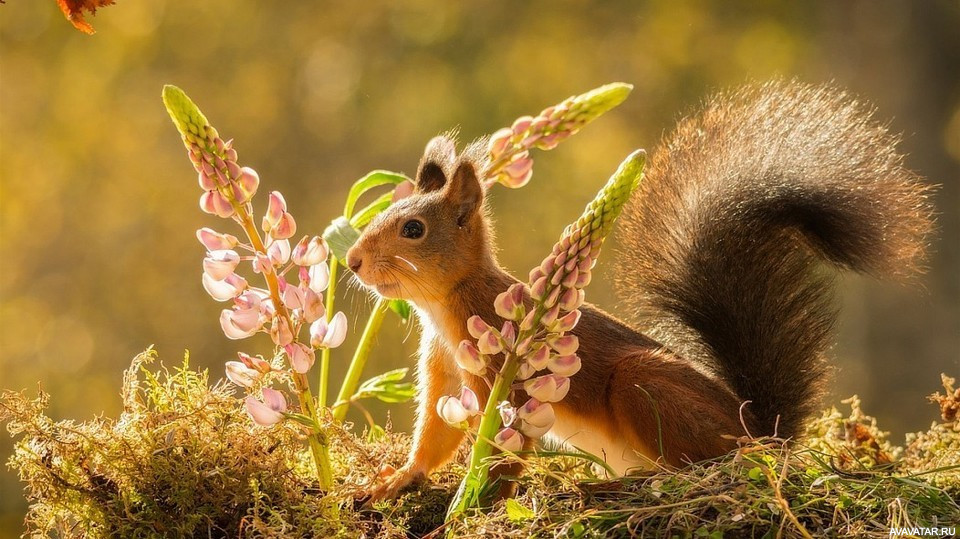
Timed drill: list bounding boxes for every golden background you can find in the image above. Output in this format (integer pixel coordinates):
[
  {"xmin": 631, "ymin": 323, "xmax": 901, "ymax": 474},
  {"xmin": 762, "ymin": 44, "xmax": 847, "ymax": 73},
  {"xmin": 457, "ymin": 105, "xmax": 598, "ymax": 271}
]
[{"xmin": 1, "ymin": 0, "xmax": 958, "ymax": 532}]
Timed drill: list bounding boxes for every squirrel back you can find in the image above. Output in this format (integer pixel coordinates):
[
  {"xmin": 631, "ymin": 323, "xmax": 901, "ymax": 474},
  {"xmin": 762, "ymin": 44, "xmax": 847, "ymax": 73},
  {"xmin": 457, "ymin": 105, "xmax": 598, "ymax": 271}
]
[{"xmin": 615, "ymin": 80, "xmax": 934, "ymax": 438}]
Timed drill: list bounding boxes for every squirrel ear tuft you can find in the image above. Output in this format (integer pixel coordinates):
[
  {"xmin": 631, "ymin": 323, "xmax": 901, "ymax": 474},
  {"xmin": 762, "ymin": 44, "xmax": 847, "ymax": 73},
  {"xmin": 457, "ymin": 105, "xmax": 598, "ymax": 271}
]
[
  {"xmin": 415, "ymin": 136, "xmax": 457, "ymax": 193},
  {"xmin": 446, "ymin": 159, "xmax": 484, "ymax": 226}
]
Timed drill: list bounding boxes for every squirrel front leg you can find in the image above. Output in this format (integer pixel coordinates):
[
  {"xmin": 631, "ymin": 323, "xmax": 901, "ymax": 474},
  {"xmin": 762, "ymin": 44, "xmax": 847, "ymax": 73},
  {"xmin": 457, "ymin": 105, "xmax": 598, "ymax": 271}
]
[{"xmin": 365, "ymin": 336, "xmax": 464, "ymax": 502}]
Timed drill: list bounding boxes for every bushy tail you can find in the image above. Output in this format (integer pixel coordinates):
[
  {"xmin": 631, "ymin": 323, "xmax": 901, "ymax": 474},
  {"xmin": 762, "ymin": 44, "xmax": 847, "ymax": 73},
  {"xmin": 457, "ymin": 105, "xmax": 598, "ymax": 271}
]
[{"xmin": 615, "ymin": 81, "xmax": 933, "ymax": 438}]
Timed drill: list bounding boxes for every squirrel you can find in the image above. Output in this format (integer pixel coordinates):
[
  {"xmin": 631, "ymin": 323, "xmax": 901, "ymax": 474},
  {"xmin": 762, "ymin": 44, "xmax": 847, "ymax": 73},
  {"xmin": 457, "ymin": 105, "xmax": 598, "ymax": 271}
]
[{"xmin": 345, "ymin": 80, "xmax": 934, "ymax": 501}]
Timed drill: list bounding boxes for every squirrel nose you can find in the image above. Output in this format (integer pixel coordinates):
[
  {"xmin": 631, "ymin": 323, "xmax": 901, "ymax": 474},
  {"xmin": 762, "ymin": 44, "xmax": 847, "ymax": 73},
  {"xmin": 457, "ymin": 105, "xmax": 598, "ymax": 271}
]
[{"xmin": 346, "ymin": 250, "xmax": 363, "ymax": 273}]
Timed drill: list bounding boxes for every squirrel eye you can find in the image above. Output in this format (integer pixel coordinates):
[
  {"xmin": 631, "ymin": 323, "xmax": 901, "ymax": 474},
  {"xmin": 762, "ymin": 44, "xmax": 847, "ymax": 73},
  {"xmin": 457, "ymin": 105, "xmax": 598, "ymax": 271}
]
[{"xmin": 401, "ymin": 219, "xmax": 425, "ymax": 239}]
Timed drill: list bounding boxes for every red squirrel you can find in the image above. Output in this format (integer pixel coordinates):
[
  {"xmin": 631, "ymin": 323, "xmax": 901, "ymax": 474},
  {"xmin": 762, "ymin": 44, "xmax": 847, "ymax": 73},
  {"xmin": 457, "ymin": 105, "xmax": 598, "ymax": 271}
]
[{"xmin": 345, "ymin": 81, "xmax": 933, "ymax": 501}]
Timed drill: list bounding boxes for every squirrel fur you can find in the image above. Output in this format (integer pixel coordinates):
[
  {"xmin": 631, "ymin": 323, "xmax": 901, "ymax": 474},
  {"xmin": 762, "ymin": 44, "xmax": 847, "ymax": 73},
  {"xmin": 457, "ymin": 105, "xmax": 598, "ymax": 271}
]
[{"xmin": 345, "ymin": 80, "xmax": 933, "ymax": 501}]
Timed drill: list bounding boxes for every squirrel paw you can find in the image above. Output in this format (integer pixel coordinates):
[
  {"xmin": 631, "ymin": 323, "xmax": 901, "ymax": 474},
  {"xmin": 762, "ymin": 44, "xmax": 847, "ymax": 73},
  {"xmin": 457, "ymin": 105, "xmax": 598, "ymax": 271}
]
[{"xmin": 361, "ymin": 464, "xmax": 425, "ymax": 504}]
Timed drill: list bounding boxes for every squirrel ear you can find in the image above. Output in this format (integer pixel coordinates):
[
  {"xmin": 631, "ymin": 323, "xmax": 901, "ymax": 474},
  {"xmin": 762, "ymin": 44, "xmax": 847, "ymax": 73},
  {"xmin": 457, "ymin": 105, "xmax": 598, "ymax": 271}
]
[
  {"xmin": 415, "ymin": 136, "xmax": 456, "ymax": 193},
  {"xmin": 446, "ymin": 159, "xmax": 484, "ymax": 226}
]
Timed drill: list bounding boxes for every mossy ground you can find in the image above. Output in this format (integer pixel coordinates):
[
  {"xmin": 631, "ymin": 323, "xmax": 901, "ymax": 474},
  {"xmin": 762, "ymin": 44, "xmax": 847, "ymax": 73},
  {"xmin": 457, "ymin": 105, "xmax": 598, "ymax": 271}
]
[{"xmin": 2, "ymin": 351, "xmax": 958, "ymax": 538}]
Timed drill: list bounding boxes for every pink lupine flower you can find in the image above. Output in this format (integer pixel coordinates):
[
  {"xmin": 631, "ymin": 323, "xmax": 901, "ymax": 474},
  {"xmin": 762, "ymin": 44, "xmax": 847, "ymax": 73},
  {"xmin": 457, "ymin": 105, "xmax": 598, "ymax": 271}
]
[
  {"xmin": 309, "ymin": 311, "xmax": 347, "ymax": 349},
  {"xmin": 263, "ymin": 191, "xmax": 287, "ymax": 229},
  {"xmin": 203, "ymin": 249, "xmax": 240, "ymax": 280},
  {"xmin": 494, "ymin": 427, "xmax": 524, "ymax": 452},
  {"xmin": 467, "ymin": 315, "xmax": 493, "ymax": 340},
  {"xmin": 306, "ymin": 263, "xmax": 330, "ymax": 294},
  {"xmin": 291, "ymin": 236, "xmax": 328, "ymax": 267},
  {"xmin": 455, "ymin": 339, "xmax": 487, "ymax": 376},
  {"xmin": 547, "ymin": 354, "xmax": 582, "ymax": 377},
  {"xmin": 225, "ymin": 360, "xmax": 260, "ymax": 388},
  {"xmin": 494, "ymin": 283, "xmax": 525, "ymax": 321},
  {"xmin": 280, "ymin": 281, "xmax": 305, "ymax": 310},
  {"xmin": 516, "ymin": 361, "xmax": 538, "ymax": 380},
  {"xmin": 477, "ymin": 330, "xmax": 503, "ymax": 356},
  {"xmin": 202, "ymin": 272, "xmax": 247, "ymax": 302},
  {"xmin": 266, "ymin": 239, "xmax": 291, "ymax": 267},
  {"xmin": 196, "ymin": 228, "xmax": 238, "ymax": 251},
  {"xmin": 437, "ymin": 387, "xmax": 481, "ymax": 427},
  {"xmin": 220, "ymin": 307, "xmax": 259, "ymax": 340},
  {"xmin": 253, "ymin": 253, "xmax": 272, "ymax": 275},
  {"xmin": 391, "ymin": 180, "xmax": 415, "ymax": 202},
  {"xmin": 301, "ymin": 287, "xmax": 325, "ymax": 323},
  {"xmin": 271, "ymin": 212, "xmax": 297, "ymax": 240},
  {"xmin": 285, "ymin": 342, "xmax": 315, "ymax": 374},
  {"xmin": 269, "ymin": 315, "xmax": 294, "ymax": 346},
  {"xmin": 516, "ymin": 398, "xmax": 556, "ymax": 438},
  {"xmin": 550, "ymin": 310, "xmax": 581, "ymax": 333},
  {"xmin": 525, "ymin": 343, "xmax": 550, "ymax": 371},
  {"xmin": 238, "ymin": 352, "xmax": 272, "ymax": 373},
  {"xmin": 233, "ymin": 167, "xmax": 260, "ymax": 202},
  {"xmin": 200, "ymin": 189, "xmax": 234, "ymax": 218},
  {"xmin": 498, "ymin": 401, "xmax": 516, "ymax": 427},
  {"xmin": 244, "ymin": 387, "xmax": 287, "ymax": 426},
  {"xmin": 500, "ymin": 321, "xmax": 516, "ymax": 348},
  {"xmin": 523, "ymin": 374, "xmax": 571, "ymax": 403},
  {"xmin": 546, "ymin": 334, "xmax": 579, "ymax": 355}
]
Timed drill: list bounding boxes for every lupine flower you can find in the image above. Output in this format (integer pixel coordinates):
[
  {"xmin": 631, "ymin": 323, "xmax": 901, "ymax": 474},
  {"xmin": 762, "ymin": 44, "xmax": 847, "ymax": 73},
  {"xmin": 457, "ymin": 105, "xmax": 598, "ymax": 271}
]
[
  {"xmin": 546, "ymin": 334, "xmax": 579, "ymax": 356},
  {"xmin": 203, "ymin": 250, "xmax": 241, "ymax": 280},
  {"xmin": 498, "ymin": 401, "xmax": 517, "ymax": 427},
  {"xmin": 202, "ymin": 272, "xmax": 247, "ymax": 302},
  {"xmin": 267, "ymin": 238, "xmax": 291, "ymax": 267},
  {"xmin": 285, "ymin": 342, "xmax": 316, "ymax": 374},
  {"xmin": 244, "ymin": 387, "xmax": 287, "ymax": 427},
  {"xmin": 494, "ymin": 283, "xmax": 526, "ymax": 321},
  {"xmin": 237, "ymin": 352, "xmax": 272, "ymax": 373},
  {"xmin": 437, "ymin": 387, "xmax": 481, "ymax": 427},
  {"xmin": 493, "ymin": 427, "xmax": 524, "ymax": 452},
  {"xmin": 301, "ymin": 287, "xmax": 325, "ymax": 323},
  {"xmin": 197, "ymin": 228, "xmax": 238, "ymax": 251},
  {"xmin": 485, "ymin": 83, "xmax": 633, "ymax": 188},
  {"xmin": 280, "ymin": 281, "xmax": 305, "ymax": 310},
  {"xmin": 306, "ymin": 263, "xmax": 330, "ymax": 294},
  {"xmin": 516, "ymin": 398, "xmax": 555, "ymax": 438},
  {"xmin": 263, "ymin": 191, "xmax": 297, "ymax": 240},
  {"xmin": 467, "ymin": 315, "xmax": 494, "ymax": 340},
  {"xmin": 547, "ymin": 354, "xmax": 582, "ymax": 377},
  {"xmin": 477, "ymin": 330, "xmax": 503, "ymax": 356},
  {"xmin": 292, "ymin": 236, "xmax": 328, "ymax": 267},
  {"xmin": 270, "ymin": 315, "xmax": 294, "ymax": 346},
  {"xmin": 455, "ymin": 339, "xmax": 487, "ymax": 376},
  {"xmin": 309, "ymin": 311, "xmax": 347, "ymax": 349},
  {"xmin": 225, "ymin": 360, "xmax": 260, "ymax": 388},
  {"xmin": 523, "ymin": 374, "xmax": 571, "ymax": 403},
  {"xmin": 220, "ymin": 307, "xmax": 259, "ymax": 339}
]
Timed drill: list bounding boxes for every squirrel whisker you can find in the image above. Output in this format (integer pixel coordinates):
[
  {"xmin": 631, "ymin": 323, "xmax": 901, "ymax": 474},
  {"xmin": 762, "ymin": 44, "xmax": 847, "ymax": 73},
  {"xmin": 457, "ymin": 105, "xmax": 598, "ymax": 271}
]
[{"xmin": 393, "ymin": 255, "xmax": 419, "ymax": 273}]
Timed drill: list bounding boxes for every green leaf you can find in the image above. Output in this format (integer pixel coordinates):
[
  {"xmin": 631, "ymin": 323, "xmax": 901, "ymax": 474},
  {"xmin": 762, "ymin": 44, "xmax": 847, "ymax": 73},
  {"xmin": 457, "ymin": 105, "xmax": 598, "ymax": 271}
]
[
  {"xmin": 504, "ymin": 499, "xmax": 535, "ymax": 523},
  {"xmin": 349, "ymin": 191, "xmax": 394, "ymax": 228},
  {"xmin": 323, "ymin": 217, "xmax": 361, "ymax": 262},
  {"xmin": 353, "ymin": 368, "xmax": 416, "ymax": 403},
  {"xmin": 284, "ymin": 412, "xmax": 321, "ymax": 431},
  {"xmin": 343, "ymin": 170, "xmax": 410, "ymax": 219},
  {"xmin": 388, "ymin": 299, "xmax": 412, "ymax": 322},
  {"xmin": 748, "ymin": 466, "xmax": 764, "ymax": 482},
  {"xmin": 366, "ymin": 424, "xmax": 386, "ymax": 443}
]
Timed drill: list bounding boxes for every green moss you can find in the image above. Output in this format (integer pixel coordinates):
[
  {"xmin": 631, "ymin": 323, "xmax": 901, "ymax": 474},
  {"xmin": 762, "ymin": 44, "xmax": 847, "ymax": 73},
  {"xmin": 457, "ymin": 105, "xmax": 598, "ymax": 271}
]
[{"xmin": 3, "ymin": 351, "xmax": 958, "ymax": 538}]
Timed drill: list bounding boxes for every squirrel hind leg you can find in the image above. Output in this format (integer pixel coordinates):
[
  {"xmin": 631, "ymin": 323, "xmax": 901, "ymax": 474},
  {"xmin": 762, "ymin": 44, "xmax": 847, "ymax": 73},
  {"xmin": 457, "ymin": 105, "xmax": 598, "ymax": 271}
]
[{"xmin": 606, "ymin": 349, "xmax": 748, "ymax": 467}]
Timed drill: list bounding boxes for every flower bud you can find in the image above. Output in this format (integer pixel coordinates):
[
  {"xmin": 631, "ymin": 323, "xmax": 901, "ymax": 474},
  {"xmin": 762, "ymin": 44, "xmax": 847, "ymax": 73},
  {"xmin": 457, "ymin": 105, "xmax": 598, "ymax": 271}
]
[
  {"xmin": 494, "ymin": 287, "xmax": 522, "ymax": 321},
  {"xmin": 203, "ymin": 272, "xmax": 247, "ymax": 302},
  {"xmin": 500, "ymin": 321, "xmax": 516, "ymax": 348},
  {"xmin": 511, "ymin": 115, "xmax": 534, "ymax": 136},
  {"xmin": 459, "ymin": 387, "xmax": 481, "ymax": 415},
  {"xmin": 203, "ymin": 250, "xmax": 240, "ymax": 280},
  {"xmin": 494, "ymin": 427, "xmax": 524, "ymax": 452},
  {"xmin": 198, "ymin": 170, "xmax": 217, "ymax": 191},
  {"xmin": 523, "ymin": 374, "xmax": 570, "ymax": 403},
  {"xmin": 225, "ymin": 360, "xmax": 260, "ymax": 388},
  {"xmin": 540, "ymin": 304, "xmax": 560, "ymax": 327},
  {"xmin": 292, "ymin": 236, "xmax": 328, "ymax": 267},
  {"xmin": 504, "ymin": 154, "xmax": 533, "ymax": 180},
  {"xmin": 547, "ymin": 334, "xmax": 579, "ymax": 355},
  {"xmin": 436, "ymin": 388, "xmax": 479, "ymax": 427},
  {"xmin": 245, "ymin": 388, "xmax": 286, "ymax": 426},
  {"xmin": 284, "ymin": 342, "xmax": 315, "ymax": 374},
  {"xmin": 263, "ymin": 191, "xmax": 287, "ymax": 229},
  {"xmin": 219, "ymin": 308, "xmax": 259, "ymax": 340},
  {"xmin": 391, "ymin": 180, "xmax": 415, "ymax": 202},
  {"xmin": 197, "ymin": 228, "xmax": 238, "ymax": 251},
  {"xmin": 455, "ymin": 340, "xmax": 486, "ymax": 376},
  {"xmin": 477, "ymin": 330, "xmax": 503, "ymax": 356},
  {"xmin": 530, "ymin": 276, "xmax": 548, "ymax": 301},
  {"xmin": 517, "ymin": 398, "xmax": 556, "ymax": 438},
  {"xmin": 488, "ymin": 128, "xmax": 513, "ymax": 159},
  {"xmin": 301, "ymin": 287, "xmax": 325, "ymax": 323},
  {"xmin": 516, "ymin": 361, "xmax": 537, "ymax": 380},
  {"xmin": 466, "ymin": 315, "xmax": 492, "ymax": 340},
  {"xmin": 575, "ymin": 270, "xmax": 592, "ymax": 288},
  {"xmin": 269, "ymin": 316, "xmax": 294, "ymax": 346},
  {"xmin": 234, "ymin": 167, "xmax": 259, "ymax": 202},
  {"xmin": 226, "ymin": 161, "xmax": 241, "ymax": 180},
  {"xmin": 559, "ymin": 288, "xmax": 585, "ymax": 311},
  {"xmin": 200, "ymin": 190, "xmax": 234, "ymax": 218},
  {"xmin": 547, "ymin": 354, "xmax": 581, "ymax": 377},
  {"xmin": 515, "ymin": 336, "xmax": 534, "ymax": 356}
]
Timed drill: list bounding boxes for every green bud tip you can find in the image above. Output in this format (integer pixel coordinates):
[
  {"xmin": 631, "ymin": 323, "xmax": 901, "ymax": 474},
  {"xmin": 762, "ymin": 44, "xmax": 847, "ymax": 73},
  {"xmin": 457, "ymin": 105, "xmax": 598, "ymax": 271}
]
[{"xmin": 162, "ymin": 85, "xmax": 211, "ymax": 143}]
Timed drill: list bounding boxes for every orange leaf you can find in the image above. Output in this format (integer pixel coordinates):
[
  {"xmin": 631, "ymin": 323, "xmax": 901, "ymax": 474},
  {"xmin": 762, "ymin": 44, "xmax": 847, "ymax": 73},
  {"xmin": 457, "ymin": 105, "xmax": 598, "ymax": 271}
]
[{"xmin": 56, "ymin": 0, "xmax": 116, "ymax": 35}]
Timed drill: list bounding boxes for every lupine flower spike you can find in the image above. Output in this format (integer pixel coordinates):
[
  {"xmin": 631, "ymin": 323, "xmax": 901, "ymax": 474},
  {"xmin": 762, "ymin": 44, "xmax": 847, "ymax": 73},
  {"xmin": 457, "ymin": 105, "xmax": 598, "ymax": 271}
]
[
  {"xmin": 447, "ymin": 149, "xmax": 646, "ymax": 518},
  {"xmin": 484, "ymin": 83, "xmax": 633, "ymax": 188},
  {"xmin": 163, "ymin": 85, "xmax": 342, "ymax": 489}
]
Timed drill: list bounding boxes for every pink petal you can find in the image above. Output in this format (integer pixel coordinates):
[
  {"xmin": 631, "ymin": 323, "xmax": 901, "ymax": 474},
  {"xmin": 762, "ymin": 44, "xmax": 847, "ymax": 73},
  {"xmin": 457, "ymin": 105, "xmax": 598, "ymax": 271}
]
[
  {"xmin": 547, "ymin": 354, "xmax": 581, "ymax": 377},
  {"xmin": 267, "ymin": 239, "xmax": 291, "ymax": 267},
  {"xmin": 261, "ymin": 387, "xmax": 287, "ymax": 412},
  {"xmin": 196, "ymin": 228, "xmax": 238, "ymax": 251},
  {"xmin": 203, "ymin": 250, "xmax": 240, "ymax": 280},
  {"xmin": 494, "ymin": 427, "xmax": 524, "ymax": 452},
  {"xmin": 466, "ymin": 315, "xmax": 492, "ymax": 340},
  {"xmin": 321, "ymin": 311, "xmax": 348, "ymax": 348},
  {"xmin": 455, "ymin": 339, "xmax": 486, "ymax": 376},
  {"xmin": 270, "ymin": 213, "xmax": 297, "ymax": 240},
  {"xmin": 203, "ymin": 272, "xmax": 247, "ymax": 302},
  {"xmin": 301, "ymin": 287, "xmax": 325, "ymax": 323},
  {"xmin": 547, "ymin": 334, "xmax": 579, "ymax": 355},
  {"xmin": 459, "ymin": 387, "xmax": 481, "ymax": 415},
  {"xmin": 225, "ymin": 360, "xmax": 259, "ymax": 388},
  {"xmin": 307, "ymin": 263, "xmax": 330, "ymax": 293},
  {"xmin": 264, "ymin": 191, "xmax": 287, "ymax": 229},
  {"xmin": 436, "ymin": 395, "xmax": 469, "ymax": 426},
  {"xmin": 269, "ymin": 316, "xmax": 294, "ymax": 346},
  {"xmin": 284, "ymin": 343, "xmax": 315, "ymax": 374},
  {"xmin": 244, "ymin": 396, "xmax": 284, "ymax": 426},
  {"xmin": 292, "ymin": 236, "xmax": 328, "ymax": 267}
]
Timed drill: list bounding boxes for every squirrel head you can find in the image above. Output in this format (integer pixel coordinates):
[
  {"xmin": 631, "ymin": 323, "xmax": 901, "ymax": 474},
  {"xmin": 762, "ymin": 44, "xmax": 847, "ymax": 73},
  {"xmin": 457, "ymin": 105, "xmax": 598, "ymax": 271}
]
[{"xmin": 346, "ymin": 135, "xmax": 496, "ymax": 304}]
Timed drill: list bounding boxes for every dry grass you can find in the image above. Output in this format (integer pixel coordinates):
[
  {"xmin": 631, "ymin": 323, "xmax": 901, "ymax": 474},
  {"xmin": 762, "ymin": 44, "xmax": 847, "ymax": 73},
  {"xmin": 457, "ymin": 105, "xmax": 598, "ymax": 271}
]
[{"xmin": 2, "ymin": 350, "xmax": 958, "ymax": 538}]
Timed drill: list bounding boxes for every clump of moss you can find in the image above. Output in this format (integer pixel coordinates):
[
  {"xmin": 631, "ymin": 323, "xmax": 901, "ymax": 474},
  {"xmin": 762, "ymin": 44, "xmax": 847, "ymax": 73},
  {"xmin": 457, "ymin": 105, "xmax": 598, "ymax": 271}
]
[
  {"xmin": 902, "ymin": 375, "xmax": 960, "ymax": 492},
  {"xmin": 3, "ymin": 352, "xmax": 958, "ymax": 538}
]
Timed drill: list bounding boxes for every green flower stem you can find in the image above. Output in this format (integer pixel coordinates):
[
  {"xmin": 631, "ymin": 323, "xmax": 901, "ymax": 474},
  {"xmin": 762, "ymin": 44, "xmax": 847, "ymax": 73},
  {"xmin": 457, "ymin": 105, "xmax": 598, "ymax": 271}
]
[
  {"xmin": 236, "ymin": 210, "xmax": 334, "ymax": 490},
  {"xmin": 317, "ymin": 256, "xmax": 339, "ymax": 407},
  {"xmin": 331, "ymin": 297, "xmax": 390, "ymax": 421}
]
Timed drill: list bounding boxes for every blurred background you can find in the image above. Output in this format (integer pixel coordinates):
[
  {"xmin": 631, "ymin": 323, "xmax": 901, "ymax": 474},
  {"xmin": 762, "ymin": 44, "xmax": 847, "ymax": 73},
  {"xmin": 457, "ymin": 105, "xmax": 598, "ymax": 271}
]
[{"xmin": 1, "ymin": 0, "xmax": 958, "ymax": 532}]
